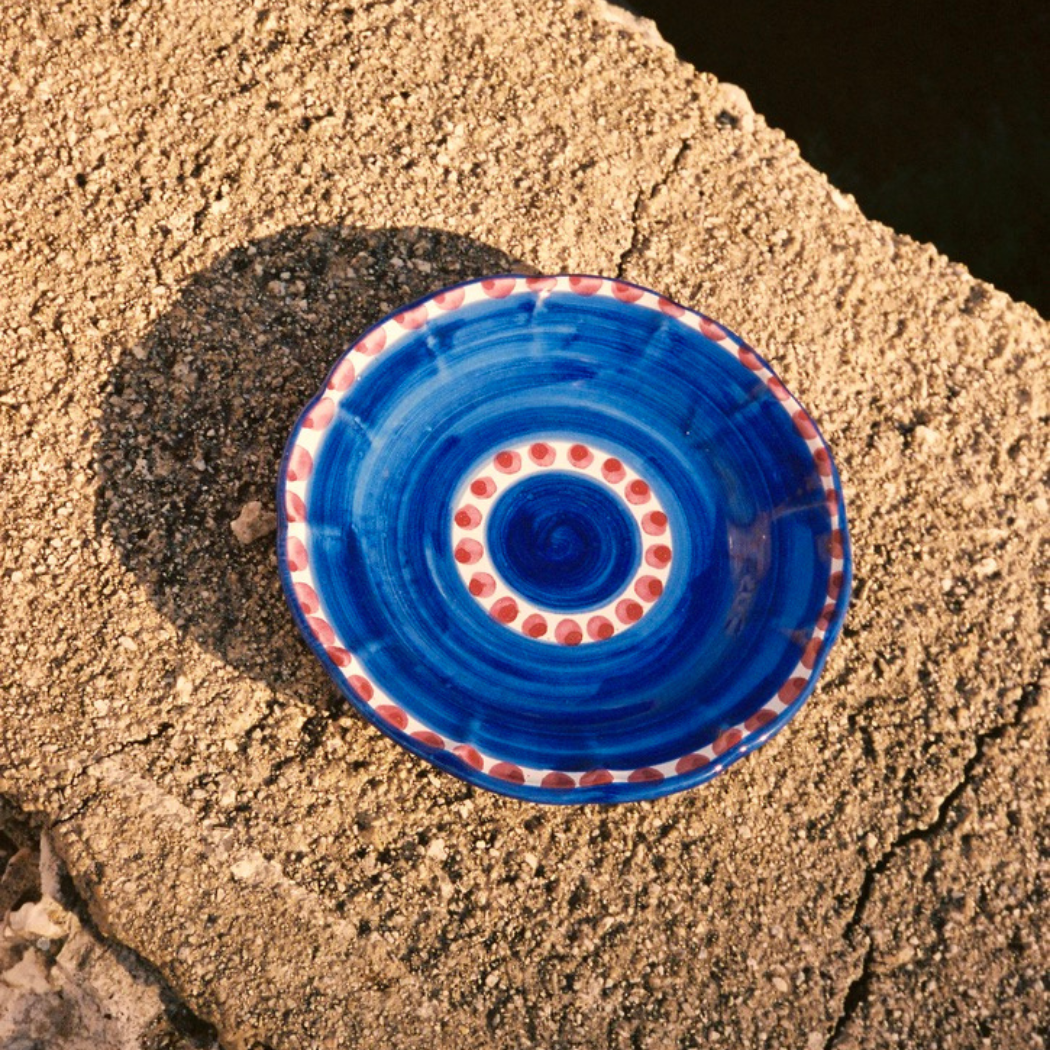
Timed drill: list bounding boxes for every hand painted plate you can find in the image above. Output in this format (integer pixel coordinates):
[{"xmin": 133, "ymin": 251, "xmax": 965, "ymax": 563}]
[{"xmin": 277, "ymin": 275, "xmax": 851, "ymax": 803}]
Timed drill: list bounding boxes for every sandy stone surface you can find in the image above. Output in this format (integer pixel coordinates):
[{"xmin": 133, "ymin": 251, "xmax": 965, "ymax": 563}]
[
  {"xmin": 0, "ymin": 1, "xmax": 1046, "ymax": 1047},
  {"xmin": 0, "ymin": 802, "xmax": 218, "ymax": 1048}
]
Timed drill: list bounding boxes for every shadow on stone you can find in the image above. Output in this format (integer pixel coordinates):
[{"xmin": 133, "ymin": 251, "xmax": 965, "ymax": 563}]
[{"xmin": 94, "ymin": 225, "xmax": 517, "ymax": 692}]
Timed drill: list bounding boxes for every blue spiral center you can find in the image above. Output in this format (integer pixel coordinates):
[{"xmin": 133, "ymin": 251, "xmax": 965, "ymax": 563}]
[{"xmin": 486, "ymin": 472, "xmax": 639, "ymax": 611}]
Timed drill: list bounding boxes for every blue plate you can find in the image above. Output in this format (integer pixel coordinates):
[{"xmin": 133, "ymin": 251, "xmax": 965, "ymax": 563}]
[{"xmin": 277, "ymin": 275, "xmax": 851, "ymax": 803}]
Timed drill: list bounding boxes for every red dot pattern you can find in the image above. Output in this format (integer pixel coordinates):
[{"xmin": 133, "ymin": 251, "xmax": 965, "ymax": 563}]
[
  {"xmin": 280, "ymin": 275, "xmax": 847, "ymax": 793},
  {"xmin": 768, "ymin": 377, "xmax": 790, "ymax": 402},
  {"xmin": 612, "ymin": 281, "xmax": 644, "ymax": 302},
  {"xmin": 328, "ymin": 356, "xmax": 357, "ymax": 392},
  {"xmin": 453, "ymin": 439, "xmax": 674, "ymax": 645},
  {"xmin": 469, "ymin": 572, "xmax": 496, "ymax": 598},
  {"xmin": 628, "ymin": 767, "xmax": 664, "ymax": 783},
  {"xmin": 646, "ymin": 544, "xmax": 672, "ymax": 568},
  {"xmin": 529, "ymin": 442, "xmax": 555, "ymax": 466},
  {"xmin": 326, "ymin": 646, "xmax": 352, "ymax": 668},
  {"xmin": 586, "ymin": 616, "xmax": 612, "ymax": 641},
  {"xmin": 744, "ymin": 708, "xmax": 776, "ymax": 732},
  {"xmin": 525, "ymin": 275, "xmax": 556, "ymax": 291},
  {"xmin": 555, "ymin": 619, "xmax": 584, "ymax": 646},
  {"xmin": 713, "ymin": 728, "xmax": 743, "ymax": 756},
  {"xmin": 675, "ymin": 753, "xmax": 709, "ymax": 774},
  {"xmin": 828, "ymin": 530, "xmax": 844, "ymax": 559},
  {"xmin": 412, "ymin": 730, "xmax": 444, "ymax": 748},
  {"xmin": 698, "ymin": 317, "xmax": 728, "ymax": 341},
  {"xmin": 793, "ymin": 410, "xmax": 817, "ymax": 439},
  {"xmin": 737, "ymin": 347, "xmax": 762, "ymax": 370},
  {"xmin": 307, "ymin": 617, "xmax": 335, "ymax": 646},
  {"xmin": 494, "ymin": 449, "xmax": 521, "ymax": 473},
  {"xmin": 455, "ymin": 505, "xmax": 482, "ymax": 529},
  {"xmin": 357, "ymin": 327, "xmax": 386, "ymax": 355},
  {"xmin": 801, "ymin": 638, "xmax": 822, "ymax": 670},
  {"xmin": 286, "ymin": 491, "xmax": 306, "ymax": 523},
  {"xmin": 286, "ymin": 536, "xmax": 308, "ymax": 573},
  {"xmin": 305, "ymin": 397, "xmax": 336, "ymax": 430},
  {"xmin": 625, "ymin": 479, "xmax": 651, "ymax": 505},
  {"xmin": 482, "ymin": 277, "xmax": 516, "ymax": 299},
  {"xmin": 349, "ymin": 676, "xmax": 374, "ymax": 702},
  {"xmin": 490, "ymin": 761, "xmax": 526, "ymax": 783},
  {"xmin": 294, "ymin": 581, "xmax": 320, "ymax": 615},
  {"xmin": 395, "ymin": 305, "xmax": 427, "ymax": 329},
  {"xmin": 490, "ymin": 597, "xmax": 519, "ymax": 623},
  {"xmin": 569, "ymin": 443, "xmax": 593, "ymax": 468},
  {"xmin": 454, "ymin": 538, "xmax": 483, "ymax": 564},
  {"xmin": 568, "ymin": 275, "xmax": 602, "ymax": 295},
  {"xmin": 434, "ymin": 287, "xmax": 466, "ymax": 310},
  {"xmin": 642, "ymin": 510, "xmax": 668, "ymax": 535},
  {"xmin": 634, "ymin": 576, "xmax": 663, "ymax": 602},
  {"xmin": 542, "ymin": 771, "xmax": 576, "ymax": 789},
  {"xmin": 454, "ymin": 744, "xmax": 483, "ymax": 770},
  {"xmin": 376, "ymin": 704, "xmax": 408, "ymax": 730},
  {"xmin": 287, "ymin": 445, "xmax": 313, "ymax": 483},
  {"xmin": 777, "ymin": 677, "xmax": 807, "ymax": 705}
]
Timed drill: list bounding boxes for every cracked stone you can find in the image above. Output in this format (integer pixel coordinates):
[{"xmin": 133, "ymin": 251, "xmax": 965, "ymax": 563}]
[
  {"xmin": 5, "ymin": 897, "xmax": 74, "ymax": 942},
  {"xmin": 2, "ymin": 949, "xmax": 50, "ymax": 994},
  {"xmin": 0, "ymin": 0, "xmax": 1045, "ymax": 1047},
  {"xmin": 0, "ymin": 812, "xmax": 218, "ymax": 1047}
]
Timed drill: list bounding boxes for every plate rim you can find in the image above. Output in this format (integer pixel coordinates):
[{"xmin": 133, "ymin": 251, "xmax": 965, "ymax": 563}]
[{"xmin": 275, "ymin": 273, "xmax": 853, "ymax": 804}]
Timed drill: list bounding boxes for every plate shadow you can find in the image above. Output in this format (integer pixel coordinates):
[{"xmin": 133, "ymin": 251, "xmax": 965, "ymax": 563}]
[{"xmin": 94, "ymin": 224, "xmax": 518, "ymax": 695}]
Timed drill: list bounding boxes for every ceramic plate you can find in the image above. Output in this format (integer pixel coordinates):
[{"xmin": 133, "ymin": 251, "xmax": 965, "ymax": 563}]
[{"xmin": 277, "ymin": 275, "xmax": 851, "ymax": 803}]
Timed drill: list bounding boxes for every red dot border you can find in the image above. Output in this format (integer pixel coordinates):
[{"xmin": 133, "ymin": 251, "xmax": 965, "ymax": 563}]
[{"xmin": 451, "ymin": 439, "xmax": 673, "ymax": 644}]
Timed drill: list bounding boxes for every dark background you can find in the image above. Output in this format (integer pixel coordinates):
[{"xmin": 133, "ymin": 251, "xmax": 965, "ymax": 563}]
[{"xmin": 627, "ymin": 0, "xmax": 1049, "ymax": 317}]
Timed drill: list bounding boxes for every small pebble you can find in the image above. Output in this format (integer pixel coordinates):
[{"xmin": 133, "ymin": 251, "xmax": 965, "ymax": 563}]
[
  {"xmin": 975, "ymin": 557, "xmax": 999, "ymax": 578},
  {"xmin": 231, "ymin": 501, "xmax": 277, "ymax": 545},
  {"xmin": 230, "ymin": 857, "xmax": 263, "ymax": 881},
  {"xmin": 914, "ymin": 424, "xmax": 942, "ymax": 448},
  {"xmin": 1, "ymin": 949, "xmax": 51, "ymax": 994}
]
